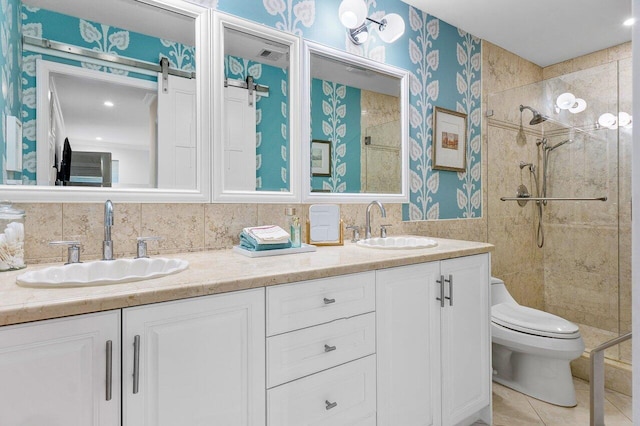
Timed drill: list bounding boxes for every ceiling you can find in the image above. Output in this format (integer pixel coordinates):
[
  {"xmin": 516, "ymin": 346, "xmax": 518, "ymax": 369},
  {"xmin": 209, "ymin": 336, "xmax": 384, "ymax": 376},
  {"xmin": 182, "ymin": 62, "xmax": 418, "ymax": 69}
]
[{"xmin": 401, "ymin": 0, "xmax": 633, "ymax": 67}]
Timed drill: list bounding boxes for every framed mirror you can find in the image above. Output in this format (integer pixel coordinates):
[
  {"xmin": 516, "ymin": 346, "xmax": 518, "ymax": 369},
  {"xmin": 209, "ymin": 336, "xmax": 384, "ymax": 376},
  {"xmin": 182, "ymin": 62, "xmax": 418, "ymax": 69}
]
[
  {"xmin": 212, "ymin": 11, "xmax": 300, "ymax": 203},
  {"xmin": 302, "ymin": 41, "xmax": 409, "ymax": 204},
  {"xmin": 1, "ymin": 0, "xmax": 211, "ymax": 202}
]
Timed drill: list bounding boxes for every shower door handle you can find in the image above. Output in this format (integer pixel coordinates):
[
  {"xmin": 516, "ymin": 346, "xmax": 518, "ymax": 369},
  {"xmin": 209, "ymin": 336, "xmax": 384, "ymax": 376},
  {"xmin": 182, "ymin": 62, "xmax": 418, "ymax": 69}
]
[
  {"xmin": 436, "ymin": 275, "xmax": 445, "ymax": 308},
  {"xmin": 444, "ymin": 275, "xmax": 453, "ymax": 306}
]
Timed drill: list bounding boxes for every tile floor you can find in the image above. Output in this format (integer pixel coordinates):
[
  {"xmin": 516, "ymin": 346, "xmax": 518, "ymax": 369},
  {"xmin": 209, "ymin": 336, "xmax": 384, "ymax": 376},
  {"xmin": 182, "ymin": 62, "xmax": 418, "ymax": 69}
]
[{"xmin": 492, "ymin": 378, "xmax": 633, "ymax": 425}]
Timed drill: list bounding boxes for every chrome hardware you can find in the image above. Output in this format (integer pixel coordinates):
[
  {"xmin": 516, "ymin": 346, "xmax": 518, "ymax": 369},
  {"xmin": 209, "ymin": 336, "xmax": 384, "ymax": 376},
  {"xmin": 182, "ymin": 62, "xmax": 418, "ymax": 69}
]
[
  {"xmin": 379, "ymin": 224, "xmax": 392, "ymax": 238},
  {"xmin": 365, "ymin": 201, "xmax": 386, "ymax": 240},
  {"xmin": 436, "ymin": 275, "xmax": 445, "ymax": 308},
  {"xmin": 345, "ymin": 225, "xmax": 360, "ymax": 243},
  {"xmin": 49, "ymin": 240, "xmax": 82, "ymax": 264},
  {"xmin": 106, "ymin": 340, "xmax": 113, "ymax": 401},
  {"xmin": 324, "ymin": 344, "xmax": 337, "ymax": 353},
  {"xmin": 323, "ymin": 297, "xmax": 336, "ymax": 305},
  {"xmin": 103, "ymin": 200, "xmax": 114, "ymax": 261},
  {"xmin": 444, "ymin": 274, "xmax": 453, "ymax": 306},
  {"xmin": 325, "ymin": 400, "xmax": 338, "ymax": 410},
  {"xmin": 136, "ymin": 236, "xmax": 164, "ymax": 258},
  {"xmin": 133, "ymin": 335, "xmax": 141, "ymax": 394}
]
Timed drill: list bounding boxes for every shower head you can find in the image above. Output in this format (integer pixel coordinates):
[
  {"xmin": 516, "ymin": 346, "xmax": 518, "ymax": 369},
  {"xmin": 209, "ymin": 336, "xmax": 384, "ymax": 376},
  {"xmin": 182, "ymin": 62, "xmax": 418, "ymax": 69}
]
[{"xmin": 519, "ymin": 105, "xmax": 548, "ymax": 125}]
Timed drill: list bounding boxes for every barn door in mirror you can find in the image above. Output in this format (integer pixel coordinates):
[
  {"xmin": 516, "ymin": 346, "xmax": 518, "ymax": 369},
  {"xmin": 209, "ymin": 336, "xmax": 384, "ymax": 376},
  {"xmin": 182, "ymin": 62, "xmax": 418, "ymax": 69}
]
[
  {"xmin": 0, "ymin": 0, "xmax": 211, "ymax": 202},
  {"xmin": 212, "ymin": 12, "xmax": 301, "ymax": 203},
  {"xmin": 302, "ymin": 41, "xmax": 409, "ymax": 204}
]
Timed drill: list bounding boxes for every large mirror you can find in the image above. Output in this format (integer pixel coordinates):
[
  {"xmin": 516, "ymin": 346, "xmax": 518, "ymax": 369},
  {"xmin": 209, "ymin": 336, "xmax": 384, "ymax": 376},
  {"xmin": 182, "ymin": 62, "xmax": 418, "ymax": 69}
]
[
  {"xmin": 302, "ymin": 41, "xmax": 409, "ymax": 203},
  {"xmin": 212, "ymin": 12, "xmax": 300, "ymax": 203},
  {"xmin": 0, "ymin": 0, "xmax": 211, "ymax": 202}
]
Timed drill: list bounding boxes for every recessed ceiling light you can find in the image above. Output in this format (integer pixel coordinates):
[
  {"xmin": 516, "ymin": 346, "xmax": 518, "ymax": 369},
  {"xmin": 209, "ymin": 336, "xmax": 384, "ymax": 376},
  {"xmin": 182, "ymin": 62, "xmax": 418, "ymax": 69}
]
[
  {"xmin": 104, "ymin": 101, "xmax": 114, "ymax": 107},
  {"xmin": 623, "ymin": 17, "xmax": 636, "ymax": 26},
  {"xmin": 96, "ymin": 137, "xmax": 103, "ymax": 141}
]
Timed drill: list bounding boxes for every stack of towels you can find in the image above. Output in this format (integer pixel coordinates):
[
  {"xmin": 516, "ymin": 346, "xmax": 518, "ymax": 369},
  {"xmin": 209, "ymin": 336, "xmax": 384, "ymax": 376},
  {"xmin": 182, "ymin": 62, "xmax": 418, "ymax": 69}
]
[{"xmin": 240, "ymin": 225, "xmax": 292, "ymax": 251}]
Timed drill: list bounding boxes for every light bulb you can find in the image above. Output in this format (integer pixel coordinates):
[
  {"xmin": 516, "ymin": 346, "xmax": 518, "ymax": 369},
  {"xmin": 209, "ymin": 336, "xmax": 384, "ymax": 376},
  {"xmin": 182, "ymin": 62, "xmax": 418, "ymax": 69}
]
[
  {"xmin": 618, "ymin": 111, "xmax": 632, "ymax": 127},
  {"xmin": 339, "ymin": 0, "xmax": 367, "ymax": 29},
  {"xmin": 378, "ymin": 13, "xmax": 405, "ymax": 43},
  {"xmin": 556, "ymin": 92, "xmax": 576, "ymax": 110},
  {"xmin": 568, "ymin": 98, "xmax": 586, "ymax": 114}
]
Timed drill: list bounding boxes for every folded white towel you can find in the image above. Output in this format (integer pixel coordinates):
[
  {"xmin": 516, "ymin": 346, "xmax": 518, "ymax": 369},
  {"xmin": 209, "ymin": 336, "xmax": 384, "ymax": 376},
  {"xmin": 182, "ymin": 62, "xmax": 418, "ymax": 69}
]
[{"xmin": 243, "ymin": 225, "xmax": 290, "ymax": 245}]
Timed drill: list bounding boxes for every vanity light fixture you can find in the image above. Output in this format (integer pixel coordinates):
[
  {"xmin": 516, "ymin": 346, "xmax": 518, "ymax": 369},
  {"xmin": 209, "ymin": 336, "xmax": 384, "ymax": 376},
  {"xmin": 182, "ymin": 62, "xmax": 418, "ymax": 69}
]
[
  {"xmin": 339, "ymin": 0, "xmax": 405, "ymax": 45},
  {"xmin": 556, "ymin": 92, "xmax": 586, "ymax": 114},
  {"xmin": 597, "ymin": 112, "xmax": 633, "ymax": 130}
]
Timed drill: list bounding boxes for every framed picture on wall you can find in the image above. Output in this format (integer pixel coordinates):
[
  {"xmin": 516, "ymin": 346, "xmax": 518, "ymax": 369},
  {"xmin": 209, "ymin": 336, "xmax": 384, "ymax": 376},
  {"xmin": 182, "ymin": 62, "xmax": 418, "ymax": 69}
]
[
  {"xmin": 311, "ymin": 140, "xmax": 331, "ymax": 176},
  {"xmin": 432, "ymin": 107, "xmax": 467, "ymax": 172}
]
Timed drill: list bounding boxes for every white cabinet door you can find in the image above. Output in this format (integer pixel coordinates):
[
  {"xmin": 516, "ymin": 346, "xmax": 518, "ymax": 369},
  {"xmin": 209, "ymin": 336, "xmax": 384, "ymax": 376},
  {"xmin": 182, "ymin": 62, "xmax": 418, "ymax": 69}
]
[
  {"xmin": 440, "ymin": 254, "xmax": 491, "ymax": 425},
  {"xmin": 376, "ymin": 262, "xmax": 442, "ymax": 426},
  {"xmin": 123, "ymin": 288, "xmax": 265, "ymax": 426},
  {"xmin": 0, "ymin": 311, "xmax": 121, "ymax": 426}
]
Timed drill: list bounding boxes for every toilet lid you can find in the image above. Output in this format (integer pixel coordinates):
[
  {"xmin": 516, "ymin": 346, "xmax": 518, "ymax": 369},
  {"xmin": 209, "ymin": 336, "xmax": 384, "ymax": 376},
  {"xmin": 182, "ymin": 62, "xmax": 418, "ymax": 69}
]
[{"xmin": 492, "ymin": 303, "xmax": 580, "ymax": 339}]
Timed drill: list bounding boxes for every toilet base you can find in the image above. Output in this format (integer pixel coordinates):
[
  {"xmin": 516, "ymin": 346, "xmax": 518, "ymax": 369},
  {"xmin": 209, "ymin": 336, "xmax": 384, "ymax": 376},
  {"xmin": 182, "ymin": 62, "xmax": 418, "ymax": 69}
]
[{"xmin": 492, "ymin": 343, "xmax": 578, "ymax": 407}]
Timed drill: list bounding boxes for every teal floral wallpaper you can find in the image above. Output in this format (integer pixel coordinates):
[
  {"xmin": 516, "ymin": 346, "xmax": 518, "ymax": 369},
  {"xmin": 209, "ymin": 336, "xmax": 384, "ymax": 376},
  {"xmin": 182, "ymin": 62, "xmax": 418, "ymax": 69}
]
[
  {"xmin": 0, "ymin": 0, "xmax": 21, "ymax": 184},
  {"xmin": 224, "ymin": 54, "xmax": 289, "ymax": 191},
  {"xmin": 217, "ymin": 0, "xmax": 482, "ymax": 220},
  {"xmin": 20, "ymin": 6, "xmax": 195, "ymax": 184},
  {"xmin": 310, "ymin": 78, "xmax": 361, "ymax": 192}
]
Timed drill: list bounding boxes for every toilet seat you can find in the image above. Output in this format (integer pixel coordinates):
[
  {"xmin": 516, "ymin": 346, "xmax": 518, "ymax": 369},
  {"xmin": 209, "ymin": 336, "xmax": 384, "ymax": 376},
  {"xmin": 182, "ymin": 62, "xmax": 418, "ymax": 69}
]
[{"xmin": 492, "ymin": 303, "xmax": 580, "ymax": 339}]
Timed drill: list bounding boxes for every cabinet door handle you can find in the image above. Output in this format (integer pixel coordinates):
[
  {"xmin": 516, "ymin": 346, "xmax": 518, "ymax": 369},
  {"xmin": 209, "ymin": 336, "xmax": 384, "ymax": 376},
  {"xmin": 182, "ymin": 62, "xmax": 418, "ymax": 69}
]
[
  {"xmin": 435, "ymin": 275, "xmax": 445, "ymax": 308},
  {"xmin": 445, "ymin": 274, "xmax": 453, "ymax": 306},
  {"xmin": 325, "ymin": 400, "xmax": 338, "ymax": 410},
  {"xmin": 323, "ymin": 297, "xmax": 336, "ymax": 305},
  {"xmin": 133, "ymin": 335, "xmax": 141, "ymax": 394},
  {"xmin": 105, "ymin": 340, "xmax": 113, "ymax": 401},
  {"xmin": 324, "ymin": 344, "xmax": 337, "ymax": 353}
]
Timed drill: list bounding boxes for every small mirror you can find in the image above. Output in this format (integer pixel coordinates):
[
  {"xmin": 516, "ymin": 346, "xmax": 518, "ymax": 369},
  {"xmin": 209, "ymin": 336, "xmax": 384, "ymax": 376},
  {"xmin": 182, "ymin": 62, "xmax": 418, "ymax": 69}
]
[
  {"xmin": 212, "ymin": 12, "xmax": 300, "ymax": 203},
  {"xmin": 302, "ymin": 41, "xmax": 409, "ymax": 203},
  {"xmin": 1, "ymin": 0, "xmax": 211, "ymax": 202}
]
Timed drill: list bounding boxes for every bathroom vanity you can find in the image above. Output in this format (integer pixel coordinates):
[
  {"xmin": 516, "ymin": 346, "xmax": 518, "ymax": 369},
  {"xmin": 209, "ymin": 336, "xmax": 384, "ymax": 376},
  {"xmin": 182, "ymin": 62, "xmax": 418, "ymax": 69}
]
[{"xmin": 0, "ymin": 238, "xmax": 492, "ymax": 426}]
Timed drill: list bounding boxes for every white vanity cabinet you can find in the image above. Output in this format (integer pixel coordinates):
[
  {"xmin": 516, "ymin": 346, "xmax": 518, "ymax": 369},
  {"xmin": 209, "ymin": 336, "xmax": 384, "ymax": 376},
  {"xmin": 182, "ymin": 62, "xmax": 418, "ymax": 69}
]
[
  {"xmin": 122, "ymin": 288, "xmax": 265, "ymax": 426},
  {"xmin": 376, "ymin": 253, "xmax": 491, "ymax": 426},
  {"xmin": 0, "ymin": 311, "xmax": 121, "ymax": 426},
  {"xmin": 266, "ymin": 272, "xmax": 377, "ymax": 426}
]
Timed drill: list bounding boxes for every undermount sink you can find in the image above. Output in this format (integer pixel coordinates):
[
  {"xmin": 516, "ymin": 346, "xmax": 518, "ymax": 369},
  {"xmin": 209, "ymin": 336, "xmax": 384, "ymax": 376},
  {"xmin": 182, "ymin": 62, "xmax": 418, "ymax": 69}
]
[
  {"xmin": 356, "ymin": 236, "xmax": 438, "ymax": 250},
  {"xmin": 16, "ymin": 257, "xmax": 189, "ymax": 288}
]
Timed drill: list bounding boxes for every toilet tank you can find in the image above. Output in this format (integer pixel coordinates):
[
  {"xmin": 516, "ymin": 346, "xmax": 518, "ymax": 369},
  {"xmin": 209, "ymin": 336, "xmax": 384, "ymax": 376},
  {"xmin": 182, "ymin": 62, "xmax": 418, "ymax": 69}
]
[{"xmin": 491, "ymin": 277, "xmax": 517, "ymax": 306}]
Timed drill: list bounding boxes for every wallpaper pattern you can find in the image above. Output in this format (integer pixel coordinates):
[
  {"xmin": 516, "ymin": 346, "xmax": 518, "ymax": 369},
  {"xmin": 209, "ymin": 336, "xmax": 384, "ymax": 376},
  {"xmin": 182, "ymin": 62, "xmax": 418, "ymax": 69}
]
[
  {"xmin": 218, "ymin": 0, "xmax": 482, "ymax": 220},
  {"xmin": 224, "ymin": 55, "xmax": 289, "ymax": 191},
  {"xmin": 310, "ymin": 78, "xmax": 361, "ymax": 192},
  {"xmin": 20, "ymin": 6, "xmax": 195, "ymax": 184},
  {"xmin": 0, "ymin": 0, "xmax": 21, "ymax": 183}
]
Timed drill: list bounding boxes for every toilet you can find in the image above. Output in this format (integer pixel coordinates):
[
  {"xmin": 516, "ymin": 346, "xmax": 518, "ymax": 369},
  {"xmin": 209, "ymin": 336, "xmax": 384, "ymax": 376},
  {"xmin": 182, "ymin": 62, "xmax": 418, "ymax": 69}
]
[{"xmin": 491, "ymin": 277, "xmax": 585, "ymax": 407}]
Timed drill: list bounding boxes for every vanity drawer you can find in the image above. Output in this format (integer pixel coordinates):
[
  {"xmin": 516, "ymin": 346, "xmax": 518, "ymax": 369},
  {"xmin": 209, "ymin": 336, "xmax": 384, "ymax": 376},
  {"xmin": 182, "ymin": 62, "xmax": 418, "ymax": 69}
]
[
  {"xmin": 267, "ymin": 355, "xmax": 376, "ymax": 426},
  {"xmin": 266, "ymin": 272, "xmax": 375, "ymax": 336},
  {"xmin": 267, "ymin": 312, "xmax": 375, "ymax": 388}
]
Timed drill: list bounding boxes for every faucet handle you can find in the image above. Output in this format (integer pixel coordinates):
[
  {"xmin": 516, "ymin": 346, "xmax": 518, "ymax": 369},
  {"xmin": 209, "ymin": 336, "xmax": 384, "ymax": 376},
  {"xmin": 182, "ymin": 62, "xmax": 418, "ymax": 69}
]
[
  {"xmin": 379, "ymin": 224, "xmax": 392, "ymax": 238},
  {"xmin": 345, "ymin": 225, "xmax": 360, "ymax": 243},
  {"xmin": 136, "ymin": 236, "xmax": 163, "ymax": 258},
  {"xmin": 49, "ymin": 240, "xmax": 82, "ymax": 264}
]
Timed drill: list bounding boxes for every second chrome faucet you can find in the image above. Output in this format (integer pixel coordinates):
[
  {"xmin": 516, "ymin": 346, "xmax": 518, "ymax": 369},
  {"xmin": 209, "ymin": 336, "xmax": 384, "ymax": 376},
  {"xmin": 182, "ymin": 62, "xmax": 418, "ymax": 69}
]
[
  {"xmin": 103, "ymin": 200, "xmax": 114, "ymax": 261},
  {"xmin": 365, "ymin": 201, "xmax": 386, "ymax": 240}
]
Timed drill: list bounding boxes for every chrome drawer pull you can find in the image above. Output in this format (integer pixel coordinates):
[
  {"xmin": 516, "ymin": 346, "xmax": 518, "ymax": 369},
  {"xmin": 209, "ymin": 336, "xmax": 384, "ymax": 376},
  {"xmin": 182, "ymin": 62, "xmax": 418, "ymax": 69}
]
[
  {"xmin": 435, "ymin": 275, "xmax": 445, "ymax": 308},
  {"xmin": 325, "ymin": 400, "xmax": 338, "ymax": 410},
  {"xmin": 324, "ymin": 344, "xmax": 337, "ymax": 353},
  {"xmin": 323, "ymin": 297, "xmax": 336, "ymax": 305},
  {"xmin": 445, "ymin": 274, "xmax": 453, "ymax": 306},
  {"xmin": 133, "ymin": 335, "xmax": 141, "ymax": 394},
  {"xmin": 105, "ymin": 340, "xmax": 112, "ymax": 401}
]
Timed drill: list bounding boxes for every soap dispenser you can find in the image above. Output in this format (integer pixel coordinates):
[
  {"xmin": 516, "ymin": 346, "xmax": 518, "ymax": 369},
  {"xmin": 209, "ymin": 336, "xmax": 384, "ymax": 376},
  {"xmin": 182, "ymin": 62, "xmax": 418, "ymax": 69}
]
[{"xmin": 285, "ymin": 207, "xmax": 301, "ymax": 248}]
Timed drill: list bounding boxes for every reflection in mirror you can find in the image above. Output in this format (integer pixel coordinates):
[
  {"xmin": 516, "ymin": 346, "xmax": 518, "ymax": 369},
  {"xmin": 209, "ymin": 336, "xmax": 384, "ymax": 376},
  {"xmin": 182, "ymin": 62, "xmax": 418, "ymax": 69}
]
[
  {"xmin": 303, "ymin": 42, "xmax": 408, "ymax": 203},
  {"xmin": 0, "ymin": 0, "xmax": 211, "ymax": 202},
  {"xmin": 213, "ymin": 12, "xmax": 300, "ymax": 203}
]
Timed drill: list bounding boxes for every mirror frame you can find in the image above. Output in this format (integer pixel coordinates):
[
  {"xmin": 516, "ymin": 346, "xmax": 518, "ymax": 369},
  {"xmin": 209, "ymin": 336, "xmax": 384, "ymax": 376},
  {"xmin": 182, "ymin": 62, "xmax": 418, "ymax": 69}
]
[
  {"xmin": 1, "ymin": 0, "xmax": 211, "ymax": 203},
  {"xmin": 301, "ymin": 41, "xmax": 410, "ymax": 204},
  {"xmin": 212, "ymin": 11, "xmax": 301, "ymax": 203}
]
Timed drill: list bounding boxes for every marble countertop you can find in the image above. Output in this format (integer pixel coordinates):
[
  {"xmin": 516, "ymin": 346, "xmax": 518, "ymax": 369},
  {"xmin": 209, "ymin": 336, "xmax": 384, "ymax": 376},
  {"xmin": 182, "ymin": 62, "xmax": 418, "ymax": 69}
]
[{"xmin": 0, "ymin": 238, "xmax": 492, "ymax": 326}]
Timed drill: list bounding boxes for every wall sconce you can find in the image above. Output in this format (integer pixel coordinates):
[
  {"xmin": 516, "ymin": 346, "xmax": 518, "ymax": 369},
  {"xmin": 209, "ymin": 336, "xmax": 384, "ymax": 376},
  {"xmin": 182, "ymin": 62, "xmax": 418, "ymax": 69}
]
[
  {"xmin": 556, "ymin": 92, "xmax": 586, "ymax": 114},
  {"xmin": 597, "ymin": 112, "xmax": 633, "ymax": 129},
  {"xmin": 339, "ymin": 0, "xmax": 405, "ymax": 45}
]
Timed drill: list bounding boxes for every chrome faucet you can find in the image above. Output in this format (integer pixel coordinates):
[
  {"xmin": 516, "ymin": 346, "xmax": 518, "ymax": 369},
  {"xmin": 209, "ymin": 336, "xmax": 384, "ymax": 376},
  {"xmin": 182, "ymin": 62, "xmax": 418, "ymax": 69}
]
[
  {"xmin": 365, "ymin": 201, "xmax": 386, "ymax": 240},
  {"xmin": 103, "ymin": 200, "xmax": 114, "ymax": 261}
]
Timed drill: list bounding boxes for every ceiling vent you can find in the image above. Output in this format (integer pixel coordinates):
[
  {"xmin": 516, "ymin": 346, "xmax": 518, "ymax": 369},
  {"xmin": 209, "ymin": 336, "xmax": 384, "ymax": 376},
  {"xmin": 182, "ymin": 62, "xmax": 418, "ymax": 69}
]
[{"xmin": 257, "ymin": 48, "xmax": 286, "ymax": 62}]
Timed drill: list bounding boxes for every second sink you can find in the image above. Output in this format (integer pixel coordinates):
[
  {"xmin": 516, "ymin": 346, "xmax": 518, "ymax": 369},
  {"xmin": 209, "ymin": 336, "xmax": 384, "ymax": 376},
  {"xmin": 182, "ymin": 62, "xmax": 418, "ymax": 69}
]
[{"xmin": 16, "ymin": 257, "xmax": 189, "ymax": 288}]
